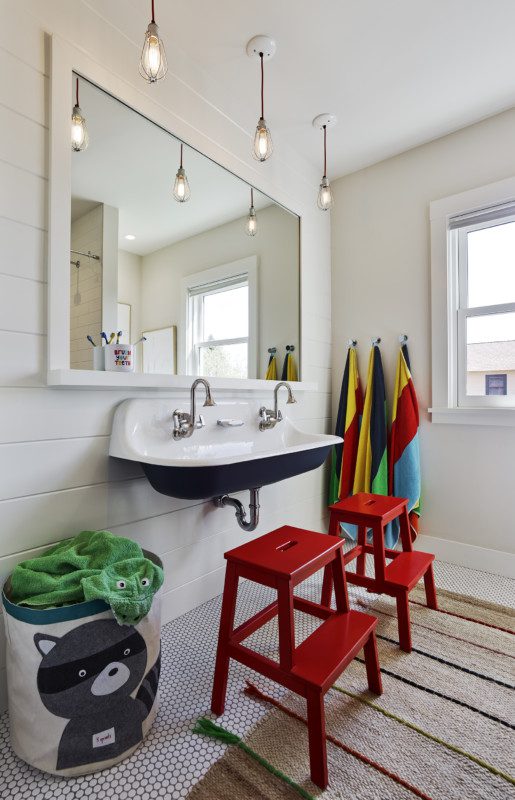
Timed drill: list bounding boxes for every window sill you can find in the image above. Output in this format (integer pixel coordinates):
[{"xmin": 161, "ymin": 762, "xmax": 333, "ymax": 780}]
[{"xmin": 429, "ymin": 407, "xmax": 515, "ymax": 427}]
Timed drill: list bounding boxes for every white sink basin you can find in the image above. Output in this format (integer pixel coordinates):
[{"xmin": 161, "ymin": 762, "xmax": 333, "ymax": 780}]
[{"xmin": 110, "ymin": 398, "xmax": 341, "ymax": 500}]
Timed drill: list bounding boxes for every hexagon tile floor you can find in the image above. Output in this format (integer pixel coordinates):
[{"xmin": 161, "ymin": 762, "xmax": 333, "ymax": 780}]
[{"xmin": 0, "ymin": 559, "xmax": 513, "ymax": 800}]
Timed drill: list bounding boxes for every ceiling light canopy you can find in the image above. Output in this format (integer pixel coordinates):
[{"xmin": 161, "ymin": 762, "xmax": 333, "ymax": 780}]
[
  {"xmin": 173, "ymin": 143, "xmax": 191, "ymax": 202},
  {"xmin": 140, "ymin": 0, "xmax": 168, "ymax": 84},
  {"xmin": 313, "ymin": 114, "xmax": 337, "ymax": 211},
  {"xmin": 245, "ymin": 188, "xmax": 258, "ymax": 236},
  {"xmin": 247, "ymin": 35, "xmax": 276, "ymax": 162},
  {"xmin": 71, "ymin": 77, "xmax": 88, "ymax": 152}
]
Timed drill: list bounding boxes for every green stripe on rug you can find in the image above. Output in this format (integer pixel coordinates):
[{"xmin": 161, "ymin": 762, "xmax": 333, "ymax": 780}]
[
  {"xmin": 193, "ymin": 718, "xmax": 316, "ymax": 800},
  {"xmin": 332, "ymin": 686, "xmax": 515, "ymax": 786}
]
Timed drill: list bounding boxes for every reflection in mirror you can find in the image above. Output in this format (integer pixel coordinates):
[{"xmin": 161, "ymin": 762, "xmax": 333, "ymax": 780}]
[{"xmin": 70, "ymin": 74, "xmax": 300, "ymax": 380}]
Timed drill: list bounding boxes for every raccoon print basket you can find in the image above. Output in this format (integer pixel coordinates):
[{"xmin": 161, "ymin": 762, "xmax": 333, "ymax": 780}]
[{"xmin": 2, "ymin": 551, "xmax": 162, "ymax": 777}]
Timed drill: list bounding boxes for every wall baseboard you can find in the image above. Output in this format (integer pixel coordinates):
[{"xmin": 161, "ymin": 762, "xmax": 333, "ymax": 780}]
[{"xmin": 416, "ymin": 534, "xmax": 515, "ymax": 578}]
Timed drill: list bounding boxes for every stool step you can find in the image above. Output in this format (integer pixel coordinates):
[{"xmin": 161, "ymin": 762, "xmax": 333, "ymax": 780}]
[
  {"xmin": 291, "ymin": 610, "xmax": 377, "ymax": 691},
  {"xmin": 384, "ymin": 551, "xmax": 434, "ymax": 590}
]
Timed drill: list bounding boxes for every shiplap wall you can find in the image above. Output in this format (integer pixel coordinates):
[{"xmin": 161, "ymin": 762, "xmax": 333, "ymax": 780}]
[{"xmin": 0, "ymin": 0, "xmax": 332, "ymax": 711}]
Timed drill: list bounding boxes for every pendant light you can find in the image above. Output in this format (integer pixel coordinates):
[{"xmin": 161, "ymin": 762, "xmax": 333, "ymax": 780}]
[
  {"xmin": 173, "ymin": 143, "xmax": 191, "ymax": 202},
  {"xmin": 245, "ymin": 188, "xmax": 258, "ymax": 236},
  {"xmin": 246, "ymin": 35, "xmax": 276, "ymax": 162},
  {"xmin": 313, "ymin": 114, "xmax": 337, "ymax": 211},
  {"xmin": 71, "ymin": 77, "xmax": 89, "ymax": 152},
  {"xmin": 139, "ymin": 0, "xmax": 168, "ymax": 84}
]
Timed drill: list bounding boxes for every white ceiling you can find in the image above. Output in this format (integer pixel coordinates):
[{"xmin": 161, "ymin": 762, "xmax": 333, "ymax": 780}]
[
  {"xmin": 71, "ymin": 78, "xmax": 275, "ymax": 255},
  {"xmin": 82, "ymin": 0, "xmax": 515, "ymax": 179}
]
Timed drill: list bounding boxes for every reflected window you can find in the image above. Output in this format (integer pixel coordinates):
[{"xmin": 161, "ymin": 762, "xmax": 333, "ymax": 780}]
[{"xmin": 188, "ymin": 275, "xmax": 250, "ymax": 379}]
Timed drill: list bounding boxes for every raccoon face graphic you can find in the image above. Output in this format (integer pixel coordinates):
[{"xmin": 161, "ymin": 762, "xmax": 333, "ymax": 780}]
[{"xmin": 34, "ymin": 619, "xmax": 147, "ymax": 718}]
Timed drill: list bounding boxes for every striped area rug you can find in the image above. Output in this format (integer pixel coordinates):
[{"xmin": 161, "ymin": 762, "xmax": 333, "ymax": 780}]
[{"xmin": 190, "ymin": 588, "xmax": 515, "ymax": 799}]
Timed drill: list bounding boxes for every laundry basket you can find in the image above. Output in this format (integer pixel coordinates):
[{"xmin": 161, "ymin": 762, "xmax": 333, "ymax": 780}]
[{"xmin": 2, "ymin": 551, "xmax": 162, "ymax": 777}]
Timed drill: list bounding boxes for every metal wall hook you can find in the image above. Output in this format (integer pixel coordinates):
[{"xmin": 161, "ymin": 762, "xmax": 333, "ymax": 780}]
[
  {"xmin": 371, "ymin": 337, "xmax": 381, "ymax": 346},
  {"xmin": 399, "ymin": 333, "xmax": 408, "ymax": 344},
  {"xmin": 267, "ymin": 346, "xmax": 277, "ymax": 355},
  {"xmin": 286, "ymin": 344, "xmax": 295, "ymax": 352},
  {"xmin": 347, "ymin": 338, "xmax": 357, "ymax": 348}
]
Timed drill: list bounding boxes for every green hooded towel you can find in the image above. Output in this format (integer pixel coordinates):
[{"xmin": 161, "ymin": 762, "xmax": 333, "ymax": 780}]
[{"xmin": 9, "ymin": 530, "xmax": 163, "ymax": 625}]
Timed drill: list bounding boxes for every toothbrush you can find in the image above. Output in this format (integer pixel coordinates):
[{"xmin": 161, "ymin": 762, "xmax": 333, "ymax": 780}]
[
  {"xmin": 100, "ymin": 331, "xmax": 108, "ymax": 345},
  {"xmin": 116, "ymin": 330, "xmax": 123, "ymax": 344},
  {"xmin": 133, "ymin": 336, "xmax": 147, "ymax": 345},
  {"xmin": 107, "ymin": 332, "xmax": 116, "ymax": 344},
  {"xmin": 86, "ymin": 335, "xmax": 97, "ymax": 347}
]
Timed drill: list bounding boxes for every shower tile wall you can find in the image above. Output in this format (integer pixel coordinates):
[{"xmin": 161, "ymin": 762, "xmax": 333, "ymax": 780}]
[{"xmin": 70, "ymin": 204, "xmax": 103, "ymax": 370}]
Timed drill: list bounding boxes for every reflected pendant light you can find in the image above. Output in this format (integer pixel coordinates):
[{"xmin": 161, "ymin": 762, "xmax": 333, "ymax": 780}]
[
  {"xmin": 313, "ymin": 114, "xmax": 337, "ymax": 211},
  {"xmin": 245, "ymin": 188, "xmax": 258, "ymax": 236},
  {"xmin": 246, "ymin": 35, "xmax": 276, "ymax": 162},
  {"xmin": 139, "ymin": 0, "xmax": 168, "ymax": 83},
  {"xmin": 71, "ymin": 77, "xmax": 89, "ymax": 152},
  {"xmin": 173, "ymin": 143, "xmax": 191, "ymax": 202}
]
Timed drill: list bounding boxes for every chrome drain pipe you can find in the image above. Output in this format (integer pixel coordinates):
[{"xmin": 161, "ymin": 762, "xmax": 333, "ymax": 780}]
[{"xmin": 213, "ymin": 488, "xmax": 260, "ymax": 532}]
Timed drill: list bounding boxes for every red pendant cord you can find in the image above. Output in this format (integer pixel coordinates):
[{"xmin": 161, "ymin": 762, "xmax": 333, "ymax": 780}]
[
  {"xmin": 323, "ymin": 125, "xmax": 327, "ymax": 178},
  {"xmin": 76, "ymin": 77, "xmax": 79, "ymax": 107},
  {"xmin": 260, "ymin": 53, "xmax": 264, "ymax": 119},
  {"xmin": 151, "ymin": 0, "xmax": 155, "ymax": 23},
  {"xmin": 180, "ymin": 142, "xmax": 183, "ymax": 169}
]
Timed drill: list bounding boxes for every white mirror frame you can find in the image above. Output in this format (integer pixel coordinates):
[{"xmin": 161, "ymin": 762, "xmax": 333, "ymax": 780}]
[{"xmin": 47, "ymin": 35, "xmax": 311, "ymax": 391}]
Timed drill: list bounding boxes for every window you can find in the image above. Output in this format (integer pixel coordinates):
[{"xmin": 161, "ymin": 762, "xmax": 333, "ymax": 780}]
[
  {"xmin": 190, "ymin": 276, "xmax": 249, "ymax": 379},
  {"xmin": 453, "ymin": 210, "xmax": 515, "ymax": 407},
  {"xmin": 181, "ymin": 257, "xmax": 258, "ymax": 379},
  {"xmin": 430, "ymin": 179, "xmax": 515, "ymax": 423},
  {"xmin": 485, "ymin": 374, "xmax": 507, "ymax": 396}
]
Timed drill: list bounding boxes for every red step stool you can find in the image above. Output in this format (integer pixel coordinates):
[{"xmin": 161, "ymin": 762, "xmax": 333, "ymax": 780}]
[
  {"xmin": 211, "ymin": 525, "xmax": 382, "ymax": 789},
  {"xmin": 321, "ymin": 493, "xmax": 438, "ymax": 653}
]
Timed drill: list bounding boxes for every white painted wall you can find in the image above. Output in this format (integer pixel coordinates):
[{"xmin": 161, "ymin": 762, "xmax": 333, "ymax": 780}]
[
  {"xmin": 331, "ymin": 108, "xmax": 515, "ymax": 569},
  {"xmin": 70, "ymin": 205, "xmax": 103, "ymax": 369},
  {"xmin": 118, "ymin": 248, "xmax": 143, "ymax": 365},
  {"xmin": 140, "ymin": 204, "xmax": 300, "ymax": 379},
  {"xmin": 0, "ymin": 0, "xmax": 331, "ymax": 711}
]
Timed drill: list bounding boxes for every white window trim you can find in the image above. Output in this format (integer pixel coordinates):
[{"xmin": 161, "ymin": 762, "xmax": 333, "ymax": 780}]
[
  {"xmin": 430, "ymin": 175, "xmax": 515, "ymax": 427},
  {"xmin": 180, "ymin": 256, "xmax": 258, "ymax": 378}
]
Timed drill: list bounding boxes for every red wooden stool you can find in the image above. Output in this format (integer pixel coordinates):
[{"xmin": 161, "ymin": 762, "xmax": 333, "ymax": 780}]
[
  {"xmin": 321, "ymin": 493, "xmax": 438, "ymax": 653},
  {"xmin": 211, "ymin": 525, "xmax": 382, "ymax": 789}
]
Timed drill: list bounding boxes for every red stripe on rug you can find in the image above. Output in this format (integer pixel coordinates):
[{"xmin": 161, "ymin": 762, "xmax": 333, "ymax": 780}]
[
  {"xmin": 244, "ymin": 682, "xmax": 434, "ymax": 800},
  {"xmin": 355, "ymin": 599, "xmax": 515, "ymax": 659},
  {"xmin": 409, "ymin": 599, "xmax": 515, "ymax": 635}
]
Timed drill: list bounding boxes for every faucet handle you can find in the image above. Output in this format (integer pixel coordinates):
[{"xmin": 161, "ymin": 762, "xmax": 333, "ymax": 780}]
[
  {"xmin": 259, "ymin": 406, "xmax": 276, "ymax": 431},
  {"xmin": 195, "ymin": 414, "xmax": 205, "ymax": 429}
]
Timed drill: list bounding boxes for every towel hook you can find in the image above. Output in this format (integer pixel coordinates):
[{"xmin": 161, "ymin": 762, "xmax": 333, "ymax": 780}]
[
  {"xmin": 399, "ymin": 333, "xmax": 408, "ymax": 344},
  {"xmin": 347, "ymin": 338, "xmax": 357, "ymax": 348},
  {"xmin": 371, "ymin": 337, "xmax": 381, "ymax": 346},
  {"xmin": 286, "ymin": 344, "xmax": 295, "ymax": 352},
  {"xmin": 267, "ymin": 346, "xmax": 277, "ymax": 355}
]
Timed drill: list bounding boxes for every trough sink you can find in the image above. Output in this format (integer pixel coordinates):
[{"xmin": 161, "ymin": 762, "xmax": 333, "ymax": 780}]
[{"xmin": 109, "ymin": 398, "xmax": 341, "ymax": 500}]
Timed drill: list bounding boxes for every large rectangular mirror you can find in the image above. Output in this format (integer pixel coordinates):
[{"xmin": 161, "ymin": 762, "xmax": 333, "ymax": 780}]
[{"xmin": 69, "ymin": 74, "xmax": 300, "ymax": 381}]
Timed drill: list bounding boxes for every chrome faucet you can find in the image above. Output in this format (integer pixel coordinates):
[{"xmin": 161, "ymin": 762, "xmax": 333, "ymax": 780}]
[
  {"xmin": 172, "ymin": 378, "xmax": 216, "ymax": 440},
  {"xmin": 259, "ymin": 381, "xmax": 296, "ymax": 431}
]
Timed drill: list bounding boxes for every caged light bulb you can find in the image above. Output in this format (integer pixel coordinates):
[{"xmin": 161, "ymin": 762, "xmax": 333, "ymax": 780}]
[
  {"xmin": 317, "ymin": 176, "xmax": 334, "ymax": 211},
  {"xmin": 173, "ymin": 167, "xmax": 190, "ymax": 203},
  {"xmin": 71, "ymin": 105, "xmax": 89, "ymax": 151},
  {"xmin": 139, "ymin": 21, "xmax": 168, "ymax": 83},
  {"xmin": 245, "ymin": 205, "xmax": 257, "ymax": 236},
  {"xmin": 253, "ymin": 117, "xmax": 273, "ymax": 162}
]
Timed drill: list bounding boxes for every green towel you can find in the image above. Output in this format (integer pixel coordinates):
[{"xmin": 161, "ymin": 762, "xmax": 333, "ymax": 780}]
[{"xmin": 10, "ymin": 530, "xmax": 163, "ymax": 625}]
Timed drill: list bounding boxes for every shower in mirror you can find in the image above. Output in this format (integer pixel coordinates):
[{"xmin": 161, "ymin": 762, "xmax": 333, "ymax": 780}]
[{"xmin": 70, "ymin": 74, "xmax": 300, "ymax": 380}]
